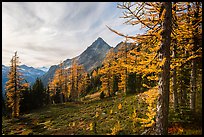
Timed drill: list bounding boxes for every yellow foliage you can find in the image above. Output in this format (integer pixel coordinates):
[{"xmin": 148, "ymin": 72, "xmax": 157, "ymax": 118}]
[
  {"xmin": 159, "ymin": 57, "xmax": 166, "ymax": 67},
  {"xmin": 135, "ymin": 86, "xmax": 158, "ymax": 128},
  {"xmin": 20, "ymin": 129, "xmax": 33, "ymax": 135},
  {"xmin": 72, "ymin": 122, "xmax": 75, "ymax": 126},
  {"xmin": 142, "ymin": 83, "xmax": 151, "ymax": 88},
  {"xmin": 131, "ymin": 108, "xmax": 138, "ymax": 126},
  {"xmin": 92, "ymin": 70, "xmax": 98, "ymax": 78},
  {"xmin": 110, "ymin": 109, "xmax": 113, "ymax": 114},
  {"xmin": 178, "ymin": 127, "xmax": 183, "ymax": 133},
  {"xmin": 141, "ymin": 120, "xmax": 155, "ymax": 128},
  {"xmin": 6, "ymin": 52, "xmax": 26, "ymax": 118},
  {"xmin": 89, "ymin": 122, "xmax": 93, "ymax": 131},
  {"xmin": 118, "ymin": 103, "xmax": 122, "ymax": 110},
  {"xmin": 110, "ymin": 121, "xmax": 123, "ymax": 135},
  {"xmin": 147, "ymin": 75, "xmax": 158, "ymax": 81},
  {"xmin": 95, "ymin": 112, "xmax": 99, "ymax": 118}
]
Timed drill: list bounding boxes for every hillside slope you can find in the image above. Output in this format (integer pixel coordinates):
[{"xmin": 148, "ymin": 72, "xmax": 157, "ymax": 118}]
[{"xmin": 2, "ymin": 87, "xmax": 202, "ymax": 135}]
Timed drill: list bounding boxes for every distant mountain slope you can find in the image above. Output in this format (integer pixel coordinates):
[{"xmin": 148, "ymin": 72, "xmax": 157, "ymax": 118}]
[
  {"xmin": 19, "ymin": 65, "xmax": 46, "ymax": 82},
  {"xmin": 2, "ymin": 64, "xmax": 46, "ymax": 98},
  {"xmin": 2, "ymin": 65, "xmax": 9, "ymax": 97},
  {"xmin": 40, "ymin": 65, "xmax": 59, "ymax": 87},
  {"xmin": 41, "ymin": 37, "xmax": 112, "ymax": 86},
  {"xmin": 37, "ymin": 66, "xmax": 50, "ymax": 72}
]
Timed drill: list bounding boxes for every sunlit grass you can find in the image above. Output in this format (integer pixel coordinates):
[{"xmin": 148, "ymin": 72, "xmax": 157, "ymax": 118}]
[{"xmin": 2, "ymin": 87, "xmax": 202, "ymax": 135}]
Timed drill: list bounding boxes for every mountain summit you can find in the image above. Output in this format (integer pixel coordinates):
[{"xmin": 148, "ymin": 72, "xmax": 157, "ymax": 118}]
[
  {"xmin": 89, "ymin": 37, "xmax": 110, "ymax": 49},
  {"xmin": 76, "ymin": 37, "xmax": 111, "ymax": 70},
  {"xmin": 41, "ymin": 37, "xmax": 112, "ymax": 86}
]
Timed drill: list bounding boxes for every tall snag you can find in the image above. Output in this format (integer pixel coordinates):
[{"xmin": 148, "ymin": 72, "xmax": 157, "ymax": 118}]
[{"xmin": 155, "ymin": 2, "xmax": 172, "ymax": 135}]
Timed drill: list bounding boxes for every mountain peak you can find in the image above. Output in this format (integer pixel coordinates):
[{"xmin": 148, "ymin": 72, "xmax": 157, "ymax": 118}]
[
  {"xmin": 96, "ymin": 37, "xmax": 103, "ymax": 41},
  {"xmin": 95, "ymin": 37, "xmax": 105, "ymax": 43},
  {"xmin": 41, "ymin": 37, "xmax": 112, "ymax": 86},
  {"xmin": 89, "ymin": 37, "xmax": 111, "ymax": 49}
]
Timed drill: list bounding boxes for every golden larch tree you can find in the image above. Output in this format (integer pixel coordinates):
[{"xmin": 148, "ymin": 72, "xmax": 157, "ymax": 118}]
[{"xmin": 6, "ymin": 51, "xmax": 29, "ymax": 118}]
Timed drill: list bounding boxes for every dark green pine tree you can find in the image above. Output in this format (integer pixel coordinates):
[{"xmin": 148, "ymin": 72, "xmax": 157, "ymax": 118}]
[
  {"xmin": 2, "ymin": 96, "xmax": 6, "ymax": 116},
  {"xmin": 31, "ymin": 78, "xmax": 46, "ymax": 109},
  {"xmin": 20, "ymin": 84, "xmax": 32, "ymax": 113}
]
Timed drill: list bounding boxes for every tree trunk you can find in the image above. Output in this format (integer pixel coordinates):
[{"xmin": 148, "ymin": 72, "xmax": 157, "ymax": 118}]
[
  {"xmin": 190, "ymin": 2, "xmax": 199, "ymax": 113},
  {"xmin": 180, "ymin": 64, "xmax": 188, "ymax": 110},
  {"xmin": 172, "ymin": 2, "xmax": 179, "ymax": 113},
  {"xmin": 172, "ymin": 45, "xmax": 178, "ymax": 112},
  {"xmin": 13, "ymin": 52, "xmax": 19, "ymax": 118},
  {"xmin": 124, "ymin": 42, "xmax": 128, "ymax": 95},
  {"xmin": 190, "ymin": 60, "xmax": 196, "ymax": 112},
  {"xmin": 156, "ymin": 2, "xmax": 172, "ymax": 135}
]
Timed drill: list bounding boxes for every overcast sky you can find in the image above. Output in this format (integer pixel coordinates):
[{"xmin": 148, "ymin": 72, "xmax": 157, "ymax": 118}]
[{"xmin": 2, "ymin": 2, "xmax": 142, "ymax": 68}]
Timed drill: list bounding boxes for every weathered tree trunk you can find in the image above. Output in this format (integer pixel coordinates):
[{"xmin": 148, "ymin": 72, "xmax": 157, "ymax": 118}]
[
  {"xmin": 13, "ymin": 52, "xmax": 20, "ymax": 118},
  {"xmin": 190, "ymin": 2, "xmax": 200, "ymax": 113},
  {"xmin": 190, "ymin": 59, "xmax": 196, "ymax": 112},
  {"xmin": 156, "ymin": 2, "xmax": 172, "ymax": 135},
  {"xmin": 180, "ymin": 63, "xmax": 188, "ymax": 111},
  {"xmin": 179, "ymin": 76, "xmax": 185, "ymax": 109},
  {"xmin": 14, "ymin": 55, "xmax": 18, "ymax": 118},
  {"xmin": 172, "ymin": 2, "xmax": 179, "ymax": 113},
  {"xmin": 172, "ymin": 43, "xmax": 178, "ymax": 112},
  {"xmin": 120, "ymin": 42, "xmax": 128, "ymax": 95}
]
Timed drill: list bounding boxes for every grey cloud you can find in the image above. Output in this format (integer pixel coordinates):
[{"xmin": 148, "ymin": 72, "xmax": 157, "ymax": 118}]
[
  {"xmin": 2, "ymin": 3, "xmax": 44, "ymax": 34},
  {"xmin": 2, "ymin": 2, "xmax": 142, "ymax": 67}
]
